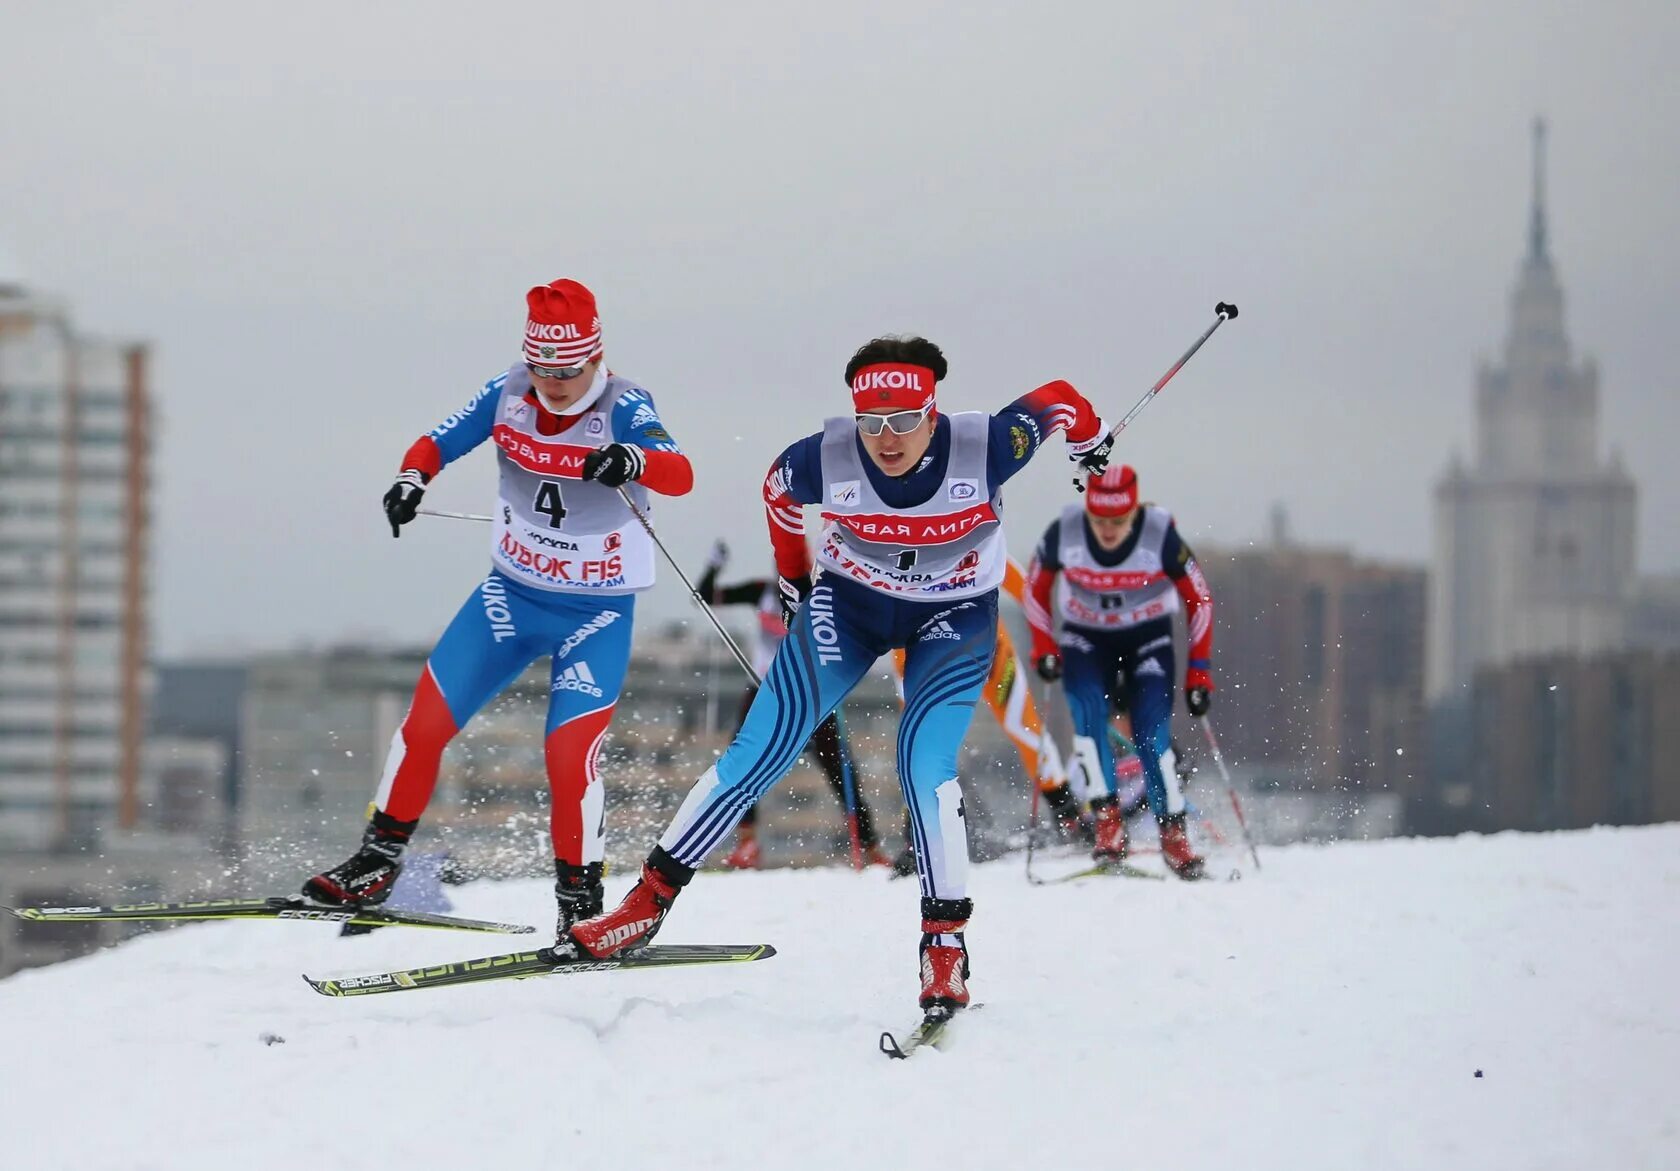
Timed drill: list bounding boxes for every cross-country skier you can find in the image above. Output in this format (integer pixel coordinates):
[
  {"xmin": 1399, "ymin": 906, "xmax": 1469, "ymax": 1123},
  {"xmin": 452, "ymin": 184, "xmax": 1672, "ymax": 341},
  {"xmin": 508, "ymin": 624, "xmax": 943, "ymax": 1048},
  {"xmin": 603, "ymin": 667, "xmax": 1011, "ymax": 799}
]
[
  {"xmin": 301, "ymin": 279, "xmax": 693, "ymax": 937},
  {"xmin": 693, "ymin": 541, "xmax": 891, "ymax": 868},
  {"xmin": 563, "ymin": 335, "xmax": 1115, "ymax": 1014},
  {"xmin": 1025, "ymin": 464, "xmax": 1214, "ymax": 879}
]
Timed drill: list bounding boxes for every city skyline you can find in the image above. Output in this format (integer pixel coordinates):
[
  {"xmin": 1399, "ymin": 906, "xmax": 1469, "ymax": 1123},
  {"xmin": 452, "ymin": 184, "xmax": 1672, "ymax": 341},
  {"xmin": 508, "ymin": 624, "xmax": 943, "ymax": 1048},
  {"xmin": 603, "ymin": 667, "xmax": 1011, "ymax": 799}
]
[{"xmin": 2, "ymin": 4, "xmax": 1675, "ymax": 657}]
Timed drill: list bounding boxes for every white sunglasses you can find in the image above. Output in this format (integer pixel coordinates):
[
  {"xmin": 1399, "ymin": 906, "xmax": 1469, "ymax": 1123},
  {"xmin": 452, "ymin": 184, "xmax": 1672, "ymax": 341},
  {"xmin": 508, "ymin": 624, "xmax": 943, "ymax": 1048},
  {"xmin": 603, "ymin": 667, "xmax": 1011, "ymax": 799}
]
[{"xmin": 855, "ymin": 401, "xmax": 933, "ymax": 436}]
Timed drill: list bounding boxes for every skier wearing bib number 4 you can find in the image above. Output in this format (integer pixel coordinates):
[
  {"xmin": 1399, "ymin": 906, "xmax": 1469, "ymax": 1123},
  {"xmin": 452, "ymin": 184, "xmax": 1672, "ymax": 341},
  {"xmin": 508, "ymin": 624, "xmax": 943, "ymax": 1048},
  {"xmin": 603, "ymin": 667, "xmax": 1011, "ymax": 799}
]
[
  {"xmin": 301, "ymin": 279, "xmax": 693, "ymax": 938},
  {"xmin": 565, "ymin": 335, "xmax": 1115, "ymax": 1015}
]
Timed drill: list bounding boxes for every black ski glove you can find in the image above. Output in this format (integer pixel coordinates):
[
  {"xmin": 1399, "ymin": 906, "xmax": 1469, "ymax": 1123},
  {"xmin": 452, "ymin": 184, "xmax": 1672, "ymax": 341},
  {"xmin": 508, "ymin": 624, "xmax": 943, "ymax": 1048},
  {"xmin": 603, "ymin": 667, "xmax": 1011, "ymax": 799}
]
[
  {"xmin": 581, "ymin": 443, "xmax": 646, "ymax": 488},
  {"xmin": 778, "ymin": 573, "xmax": 813, "ymax": 627},
  {"xmin": 383, "ymin": 469, "xmax": 428, "ymax": 537},
  {"xmin": 1068, "ymin": 424, "xmax": 1115, "ymax": 489},
  {"xmin": 695, "ymin": 540, "xmax": 729, "ymax": 605},
  {"xmin": 1185, "ymin": 667, "xmax": 1213, "ymax": 717},
  {"xmin": 1034, "ymin": 653, "xmax": 1063, "ymax": 682}
]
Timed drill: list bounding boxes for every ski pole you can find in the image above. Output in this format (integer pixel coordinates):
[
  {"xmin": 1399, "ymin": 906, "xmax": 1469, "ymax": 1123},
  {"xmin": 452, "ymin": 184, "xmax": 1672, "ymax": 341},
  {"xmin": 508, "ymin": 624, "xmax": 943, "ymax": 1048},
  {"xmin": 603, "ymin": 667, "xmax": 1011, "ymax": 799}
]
[
  {"xmin": 1026, "ymin": 765, "xmax": 1043, "ymax": 883},
  {"xmin": 615, "ymin": 488, "xmax": 761, "ymax": 685},
  {"xmin": 1076, "ymin": 301, "xmax": 1238, "ymax": 491},
  {"xmin": 832, "ymin": 705, "xmax": 864, "ymax": 871},
  {"xmin": 1199, "ymin": 716, "xmax": 1261, "ymax": 871},
  {"xmin": 418, "ymin": 507, "xmax": 493, "ymax": 522}
]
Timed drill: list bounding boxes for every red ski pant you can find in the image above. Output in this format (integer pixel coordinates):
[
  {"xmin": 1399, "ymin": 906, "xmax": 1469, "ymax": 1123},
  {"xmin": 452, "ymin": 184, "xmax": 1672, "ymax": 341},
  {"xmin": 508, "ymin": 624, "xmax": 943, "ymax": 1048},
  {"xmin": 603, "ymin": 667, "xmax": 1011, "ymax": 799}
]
[{"xmin": 372, "ymin": 573, "xmax": 633, "ymax": 865}]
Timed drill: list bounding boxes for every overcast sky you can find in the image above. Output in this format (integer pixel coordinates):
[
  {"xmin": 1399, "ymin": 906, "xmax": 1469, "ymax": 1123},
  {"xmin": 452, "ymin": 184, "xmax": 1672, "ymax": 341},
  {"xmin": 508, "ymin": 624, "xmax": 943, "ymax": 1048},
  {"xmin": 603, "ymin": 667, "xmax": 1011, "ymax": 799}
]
[{"xmin": 3, "ymin": 1, "xmax": 1676, "ymax": 657}]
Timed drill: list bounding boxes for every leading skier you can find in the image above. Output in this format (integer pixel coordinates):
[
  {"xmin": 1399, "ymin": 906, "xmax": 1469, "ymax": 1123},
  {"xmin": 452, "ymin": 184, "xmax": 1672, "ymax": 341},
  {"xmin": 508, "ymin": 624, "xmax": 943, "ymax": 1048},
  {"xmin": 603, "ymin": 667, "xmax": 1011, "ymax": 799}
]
[
  {"xmin": 301, "ymin": 279, "xmax": 693, "ymax": 937},
  {"xmin": 562, "ymin": 335, "xmax": 1115, "ymax": 1014},
  {"xmin": 692, "ymin": 542, "xmax": 891, "ymax": 869}
]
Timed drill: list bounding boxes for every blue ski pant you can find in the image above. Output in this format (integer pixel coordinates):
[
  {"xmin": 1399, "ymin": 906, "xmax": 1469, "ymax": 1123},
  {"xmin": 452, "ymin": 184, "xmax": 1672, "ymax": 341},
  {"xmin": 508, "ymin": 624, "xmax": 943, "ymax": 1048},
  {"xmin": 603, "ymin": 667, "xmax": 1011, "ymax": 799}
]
[
  {"xmin": 658, "ymin": 575, "xmax": 998, "ymax": 900},
  {"xmin": 1059, "ymin": 617, "xmax": 1185, "ymax": 818}
]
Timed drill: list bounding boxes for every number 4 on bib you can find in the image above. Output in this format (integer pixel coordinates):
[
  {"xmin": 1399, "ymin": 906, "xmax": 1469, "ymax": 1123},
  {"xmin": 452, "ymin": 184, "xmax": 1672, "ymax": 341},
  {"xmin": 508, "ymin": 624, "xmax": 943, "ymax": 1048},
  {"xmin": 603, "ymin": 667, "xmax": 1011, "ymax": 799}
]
[{"xmin": 533, "ymin": 480, "xmax": 567, "ymax": 526}]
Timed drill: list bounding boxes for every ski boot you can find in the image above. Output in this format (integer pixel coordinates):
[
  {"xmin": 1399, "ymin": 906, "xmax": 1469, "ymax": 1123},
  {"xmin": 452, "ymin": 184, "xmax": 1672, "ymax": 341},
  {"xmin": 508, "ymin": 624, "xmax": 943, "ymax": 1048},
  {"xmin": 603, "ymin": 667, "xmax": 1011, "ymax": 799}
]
[
  {"xmin": 1042, "ymin": 783, "xmax": 1092, "ymax": 843},
  {"xmin": 302, "ymin": 811, "xmax": 416, "ymax": 905},
  {"xmin": 918, "ymin": 897, "xmax": 972, "ymax": 1016},
  {"xmin": 554, "ymin": 860, "xmax": 604, "ymax": 941},
  {"xmin": 568, "ymin": 848, "xmax": 692, "ymax": 958},
  {"xmin": 1159, "ymin": 813, "xmax": 1206, "ymax": 880},
  {"xmin": 863, "ymin": 843, "xmax": 895, "ymax": 868},
  {"xmin": 1090, "ymin": 796, "xmax": 1129, "ymax": 862},
  {"xmin": 722, "ymin": 824, "xmax": 761, "ymax": 870}
]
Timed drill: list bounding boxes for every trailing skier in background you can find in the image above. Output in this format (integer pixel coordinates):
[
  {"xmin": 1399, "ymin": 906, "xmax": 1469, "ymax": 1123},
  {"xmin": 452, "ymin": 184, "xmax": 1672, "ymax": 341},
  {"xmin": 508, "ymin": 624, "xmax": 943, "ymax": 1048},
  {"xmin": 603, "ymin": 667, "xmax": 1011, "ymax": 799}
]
[
  {"xmin": 693, "ymin": 541, "xmax": 890, "ymax": 868},
  {"xmin": 564, "ymin": 334, "xmax": 1114, "ymax": 1014},
  {"xmin": 301, "ymin": 279, "xmax": 694, "ymax": 935},
  {"xmin": 1026, "ymin": 465, "xmax": 1214, "ymax": 879}
]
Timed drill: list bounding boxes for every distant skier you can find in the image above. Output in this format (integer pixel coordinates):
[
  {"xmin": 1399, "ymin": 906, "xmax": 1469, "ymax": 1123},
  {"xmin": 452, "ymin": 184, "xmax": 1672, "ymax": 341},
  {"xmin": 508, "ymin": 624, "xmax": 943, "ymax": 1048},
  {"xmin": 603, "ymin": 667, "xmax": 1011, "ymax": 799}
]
[
  {"xmin": 693, "ymin": 541, "xmax": 890, "ymax": 868},
  {"xmin": 301, "ymin": 279, "xmax": 693, "ymax": 937},
  {"xmin": 1025, "ymin": 465, "xmax": 1214, "ymax": 879},
  {"xmin": 564, "ymin": 335, "xmax": 1114, "ymax": 1015}
]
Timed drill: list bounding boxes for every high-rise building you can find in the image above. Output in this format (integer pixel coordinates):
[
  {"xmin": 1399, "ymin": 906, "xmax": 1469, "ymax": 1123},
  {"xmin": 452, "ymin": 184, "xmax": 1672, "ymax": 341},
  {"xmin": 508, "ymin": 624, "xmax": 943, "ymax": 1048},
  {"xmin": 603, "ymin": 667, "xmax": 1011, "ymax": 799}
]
[
  {"xmin": 1450, "ymin": 650, "xmax": 1680, "ymax": 831},
  {"xmin": 1430, "ymin": 121, "xmax": 1639, "ymax": 700},
  {"xmin": 0, "ymin": 280, "xmax": 151, "ymax": 850},
  {"xmin": 1196, "ymin": 535, "xmax": 1427, "ymax": 803}
]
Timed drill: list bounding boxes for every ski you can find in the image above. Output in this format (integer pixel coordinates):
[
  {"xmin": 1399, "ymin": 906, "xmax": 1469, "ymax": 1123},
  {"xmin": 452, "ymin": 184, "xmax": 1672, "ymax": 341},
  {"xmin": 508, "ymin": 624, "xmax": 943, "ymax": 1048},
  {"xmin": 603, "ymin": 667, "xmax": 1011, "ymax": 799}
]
[
  {"xmin": 1029, "ymin": 860, "xmax": 1167, "ymax": 885},
  {"xmin": 306, "ymin": 942, "xmax": 777, "ymax": 997},
  {"xmin": 880, "ymin": 1004, "xmax": 976, "ymax": 1059},
  {"xmin": 4, "ymin": 897, "xmax": 535, "ymax": 935}
]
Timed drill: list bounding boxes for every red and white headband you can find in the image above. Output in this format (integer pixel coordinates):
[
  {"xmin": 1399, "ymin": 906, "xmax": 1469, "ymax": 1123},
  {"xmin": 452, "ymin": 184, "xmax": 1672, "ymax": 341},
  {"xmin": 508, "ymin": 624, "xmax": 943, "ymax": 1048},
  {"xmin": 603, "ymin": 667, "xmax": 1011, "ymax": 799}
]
[{"xmin": 850, "ymin": 363, "xmax": 936, "ymax": 413}]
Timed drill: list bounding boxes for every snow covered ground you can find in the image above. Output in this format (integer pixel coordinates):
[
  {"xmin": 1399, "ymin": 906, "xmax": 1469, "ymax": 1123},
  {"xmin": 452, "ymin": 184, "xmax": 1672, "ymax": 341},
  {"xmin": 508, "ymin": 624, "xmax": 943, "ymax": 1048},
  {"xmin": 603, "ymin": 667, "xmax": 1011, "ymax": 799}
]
[{"xmin": 4, "ymin": 826, "xmax": 1677, "ymax": 1171}]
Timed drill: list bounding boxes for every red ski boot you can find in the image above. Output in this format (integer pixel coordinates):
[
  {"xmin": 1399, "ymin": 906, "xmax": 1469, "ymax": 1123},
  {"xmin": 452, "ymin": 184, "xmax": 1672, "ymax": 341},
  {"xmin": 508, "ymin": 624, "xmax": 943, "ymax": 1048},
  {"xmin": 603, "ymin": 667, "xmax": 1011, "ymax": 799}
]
[
  {"xmin": 722, "ymin": 825, "xmax": 761, "ymax": 870},
  {"xmin": 863, "ymin": 844, "xmax": 894, "ymax": 868},
  {"xmin": 918, "ymin": 897, "xmax": 973, "ymax": 1014},
  {"xmin": 568, "ymin": 850, "xmax": 692, "ymax": 958},
  {"xmin": 1090, "ymin": 797, "xmax": 1129, "ymax": 862},
  {"xmin": 1159, "ymin": 813, "xmax": 1206, "ymax": 880}
]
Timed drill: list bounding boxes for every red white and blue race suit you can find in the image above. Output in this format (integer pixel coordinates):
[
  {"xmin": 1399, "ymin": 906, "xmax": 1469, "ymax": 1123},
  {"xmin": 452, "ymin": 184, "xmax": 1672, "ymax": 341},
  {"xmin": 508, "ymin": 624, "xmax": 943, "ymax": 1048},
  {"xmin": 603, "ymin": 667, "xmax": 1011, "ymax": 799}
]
[
  {"xmin": 656, "ymin": 382, "xmax": 1106, "ymax": 902},
  {"xmin": 372, "ymin": 366, "xmax": 691, "ymax": 867},
  {"xmin": 1025, "ymin": 504, "xmax": 1213, "ymax": 818}
]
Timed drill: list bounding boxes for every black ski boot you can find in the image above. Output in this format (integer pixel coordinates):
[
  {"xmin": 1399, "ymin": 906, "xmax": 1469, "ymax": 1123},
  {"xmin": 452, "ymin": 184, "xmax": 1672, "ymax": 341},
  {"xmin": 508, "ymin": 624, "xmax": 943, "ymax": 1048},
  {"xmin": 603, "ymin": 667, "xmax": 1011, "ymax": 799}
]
[
  {"xmin": 554, "ymin": 860, "xmax": 604, "ymax": 942},
  {"xmin": 303, "ymin": 811, "xmax": 416, "ymax": 906},
  {"xmin": 1043, "ymin": 784, "xmax": 1093, "ymax": 843}
]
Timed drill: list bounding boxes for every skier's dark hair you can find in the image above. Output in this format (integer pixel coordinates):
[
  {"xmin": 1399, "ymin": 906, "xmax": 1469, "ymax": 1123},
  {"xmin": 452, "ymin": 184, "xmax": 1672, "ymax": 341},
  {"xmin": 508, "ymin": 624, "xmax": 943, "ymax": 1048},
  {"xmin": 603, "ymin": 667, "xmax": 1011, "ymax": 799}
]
[{"xmin": 844, "ymin": 336, "xmax": 948, "ymax": 387}]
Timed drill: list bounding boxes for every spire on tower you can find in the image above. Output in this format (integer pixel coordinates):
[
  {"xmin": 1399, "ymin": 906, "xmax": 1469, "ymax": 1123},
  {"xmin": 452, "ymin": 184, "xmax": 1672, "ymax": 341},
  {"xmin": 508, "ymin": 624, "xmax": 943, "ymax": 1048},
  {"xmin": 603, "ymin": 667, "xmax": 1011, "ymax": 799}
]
[{"xmin": 1528, "ymin": 116, "xmax": 1548, "ymax": 263}]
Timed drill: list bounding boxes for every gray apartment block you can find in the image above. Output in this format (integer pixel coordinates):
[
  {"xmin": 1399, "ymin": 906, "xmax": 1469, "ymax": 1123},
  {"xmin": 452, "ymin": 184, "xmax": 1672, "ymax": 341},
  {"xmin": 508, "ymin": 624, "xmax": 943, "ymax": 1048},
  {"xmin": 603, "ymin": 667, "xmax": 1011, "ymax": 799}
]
[{"xmin": 0, "ymin": 281, "xmax": 151, "ymax": 852}]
